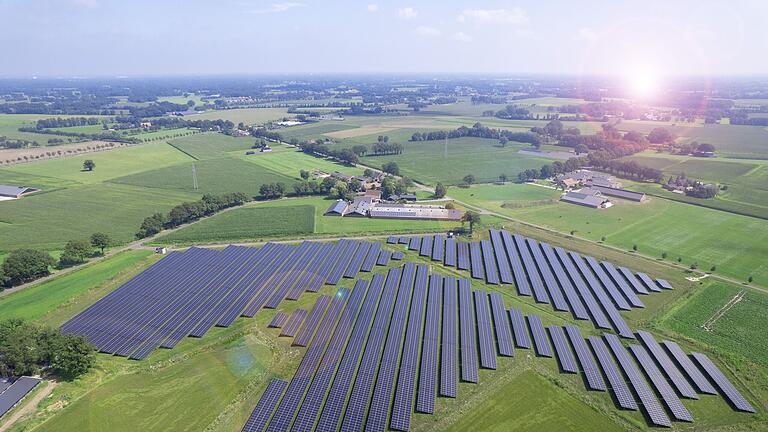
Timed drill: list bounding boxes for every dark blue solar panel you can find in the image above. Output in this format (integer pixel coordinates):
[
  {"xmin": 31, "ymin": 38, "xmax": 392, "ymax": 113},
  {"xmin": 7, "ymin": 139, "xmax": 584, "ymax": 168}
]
[
  {"xmin": 340, "ymin": 268, "xmax": 402, "ymax": 432},
  {"xmin": 293, "ymin": 295, "xmax": 331, "ymax": 347},
  {"xmin": 360, "ymin": 242, "xmax": 382, "ymax": 272},
  {"xmin": 365, "ymin": 263, "xmax": 417, "ymax": 432},
  {"xmin": 552, "ymin": 246, "xmax": 611, "ymax": 330},
  {"xmin": 636, "ymin": 331, "xmax": 697, "ymax": 399},
  {"xmin": 458, "ymin": 279, "xmax": 478, "ymax": 383},
  {"xmin": 390, "ymin": 264, "xmax": 429, "ymax": 431},
  {"xmin": 392, "ymin": 251, "xmax": 404, "ymax": 260},
  {"xmin": 636, "ymin": 272, "xmax": 662, "ymax": 292},
  {"xmin": 508, "ymin": 307, "xmax": 531, "ymax": 349},
  {"xmin": 489, "ymin": 229, "xmax": 514, "ymax": 284},
  {"xmin": 525, "ymin": 238, "xmax": 569, "ymax": 311},
  {"xmin": 526, "ymin": 314, "xmax": 552, "ymax": 357},
  {"xmin": 618, "ymin": 266, "xmax": 649, "ymax": 295},
  {"xmin": 266, "ymin": 242, "xmax": 323, "ymax": 308},
  {"xmin": 268, "ymin": 312, "xmax": 288, "ymax": 328},
  {"xmin": 479, "ymin": 240, "xmax": 500, "ymax": 285},
  {"xmin": 327, "ymin": 240, "xmax": 359, "ymax": 284},
  {"xmin": 548, "ymin": 326, "xmax": 578, "ymax": 373},
  {"xmin": 656, "ymin": 279, "xmax": 673, "ymax": 290},
  {"xmin": 469, "ymin": 242, "xmax": 485, "ymax": 280},
  {"xmin": 587, "ymin": 336, "xmax": 637, "ymax": 410},
  {"xmin": 444, "ymin": 237, "xmax": 457, "ymax": 267},
  {"xmin": 419, "ymin": 235, "xmax": 433, "ymax": 257},
  {"xmin": 601, "ymin": 261, "xmax": 644, "ymax": 308},
  {"xmin": 312, "ymin": 241, "xmax": 348, "ymax": 290},
  {"xmin": 474, "ymin": 290, "xmax": 496, "ymax": 369},
  {"xmin": 316, "ymin": 274, "xmax": 385, "ymax": 432},
  {"xmin": 398, "ymin": 236, "xmax": 409, "ymax": 244},
  {"xmin": 431, "ymin": 235, "xmax": 445, "ymax": 262},
  {"xmin": 376, "ymin": 250, "xmax": 392, "ymax": 266},
  {"xmin": 416, "ymin": 274, "xmax": 442, "ymax": 413},
  {"xmin": 241, "ymin": 379, "xmax": 288, "ymax": 432},
  {"xmin": 629, "ymin": 345, "xmax": 693, "ymax": 422},
  {"xmin": 690, "ymin": 352, "xmax": 755, "ymax": 413},
  {"xmin": 286, "ymin": 243, "xmax": 335, "ymax": 300},
  {"xmin": 660, "ymin": 341, "xmax": 717, "ymax": 395},
  {"xmin": 500, "ymin": 230, "xmax": 531, "ymax": 296},
  {"xmin": 387, "ymin": 236, "xmax": 398, "ymax": 244},
  {"xmin": 488, "ymin": 292, "xmax": 514, "ymax": 357},
  {"xmin": 408, "ymin": 236, "xmax": 421, "ymax": 251},
  {"xmin": 440, "ymin": 277, "xmax": 458, "ymax": 398},
  {"xmin": 583, "ymin": 256, "xmax": 631, "ymax": 311},
  {"xmin": 0, "ymin": 377, "xmax": 40, "ymax": 418},
  {"xmin": 513, "ymin": 234, "xmax": 549, "ymax": 303},
  {"xmin": 280, "ymin": 309, "xmax": 308, "ymax": 337},
  {"xmin": 564, "ymin": 325, "xmax": 606, "ymax": 391},
  {"xmin": 344, "ymin": 242, "xmax": 371, "ymax": 278},
  {"xmin": 291, "ymin": 280, "xmax": 369, "ymax": 432},
  {"xmin": 603, "ymin": 334, "xmax": 670, "ymax": 427},
  {"xmin": 539, "ymin": 242, "xmax": 590, "ymax": 321},
  {"xmin": 456, "ymin": 241, "xmax": 470, "ymax": 271}
]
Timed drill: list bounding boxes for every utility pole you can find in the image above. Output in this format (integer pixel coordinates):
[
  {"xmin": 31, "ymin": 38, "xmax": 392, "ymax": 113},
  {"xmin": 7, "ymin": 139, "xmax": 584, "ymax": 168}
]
[
  {"xmin": 192, "ymin": 163, "xmax": 198, "ymax": 190},
  {"xmin": 444, "ymin": 134, "xmax": 448, "ymax": 159}
]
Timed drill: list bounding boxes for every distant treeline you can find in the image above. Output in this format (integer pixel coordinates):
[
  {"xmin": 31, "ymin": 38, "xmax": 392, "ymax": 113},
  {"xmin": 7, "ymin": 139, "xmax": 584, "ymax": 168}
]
[
  {"xmin": 136, "ymin": 193, "xmax": 249, "ymax": 239},
  {"xmin": 518, "ymin": 150, "xmax": 663, "ymax": 183},
  {"xmin": 410, "ymin": 122, "xmax": 542, "ymax": 146},
  {"xmin": 35, "ymin": 117, "xmax": 102, "ymax": 129}
]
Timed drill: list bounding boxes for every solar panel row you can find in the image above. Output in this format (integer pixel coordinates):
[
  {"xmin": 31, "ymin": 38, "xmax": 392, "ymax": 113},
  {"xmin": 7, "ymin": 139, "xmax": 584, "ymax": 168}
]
[
  {"xmin": 387, "ymin": 236, "xmax": 398, "ymax": 244},
  {"xmin": 636, "ymin": 272, "xmax": 662, "ymax": 293},
  {"xmin": 587, "ymin": 336, "xmax": 638, "ymax": 410},
  {"xmin": 344, "ymin": 241, "xmax": 371, "ymax": 278},
  {"xmin": 468, "ymin": 242, "xmax": 485, "ymax": 281},
  {"xmin": 602, "ymin": 261, "xmax": 644, "ymax": 308},
  {"xmin": 479, "ymin": 240, "xmax": 500, "ymax": 285},
  {"xmin": 376, "ymin": 250, "xmax": 392, "ymax": 266},
  {"xmin": 659, "ymin": 341, "xmax": 717, "ymax": 395},
  {"xmin": 416, "ymin": 274, "xmax": 442, "ymax": 413},
  {"xmin": 527, "ymin": 315, "xmax": 552, "ymax": 358},
  {"xmin": 628, "ymin": 345, "xmax": 693, "ymax": 422},
  {"xmin": 500, "ymin": 231, "xmax": 532, "ymax": 296},
  {"xmin": 457, "ymin": 279, "xmax": 478, "ymax": 383},
  {"xmin": 473, "ymin": 290, "xmax": 497, "ymax": 369},
  {"xmin": 419, "ymin": 236, "xmax": 433, "ymax": 257},
  {"xmin": 440, "ymin": 277, "xmax": 458, "ymax": 398},
  {"xmin": 268, "ymin": 312, "xmax": 288, "ymax": 329},
  {"xmin": 508, "ymin": 308, "xmax": 531, "ymax": 349},
  {"xmin": 513, "ymin": 234, "xmax": 549, "ymax": 303},
  {"xmin": 526, "ymin": 238, "xmax": 569, "ymax": 311},
  {"xmin": 361, "ymin": 242, "xmax": 382, "ymax": 272},
  {"xmin": 293, "ymin": 295, "xmax": 331, "ymax": 347},
  {"xmin": 392, "ymin": 251, "xmax": 404, "ymax": 261},
  {"xmin": 280, "ymin": 309, "xmax": 308, "ymax": 337},
  {"xmin": 548, "ymin": 326, "xmax": 577, "ymax": 373},
  {"xmin": 444, "ymin": 237, "xmax": 457, "ymax": 267},
  {"xmin": 488, "ymin": 292, "xmax": 514, "ymax": 357},
  {"xmin": 326, "ymin": 240, "xmax": 358, "ymax": 284},
  {"xmin": 691, "ymin": 352, "xmax": 755, "ymax": 413},
  {"xmin": 0, "ymin": 377, "xmax": 41, "ymax": 418},
  {"xmin": 539, "ymin": 242, "xmax": 590, "ymax": 321},
  {"xmin": 564, "ymin": 326, "xmax": 606, "ymax": 391},
  {"xmin": 636, "ymin": 331, "xmax": 698, "ymax": 399},
  {"xmin": 456, "ymin": 241, "xmax": 470, "ymax": 271},
  {"xmin": 408, "ymin": 236, "xmax": 421, "ymax": 251},
  {"xmin": 241, "ymin": 379, "xmax": 288, "ymax": 432},
  {"xmin": 618, "ymin": 266, "xmax": 649, "ymax": 295},
  {"xmin": 584, "ymin": 256, "xmax": 631, "ymax": 311}
]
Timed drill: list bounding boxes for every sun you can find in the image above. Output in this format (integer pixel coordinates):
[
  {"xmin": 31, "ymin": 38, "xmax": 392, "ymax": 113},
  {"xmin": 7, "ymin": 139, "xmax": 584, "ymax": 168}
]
[{"xmin": 625, "ymin": 67, "xmax": 660, "ymax": 99}]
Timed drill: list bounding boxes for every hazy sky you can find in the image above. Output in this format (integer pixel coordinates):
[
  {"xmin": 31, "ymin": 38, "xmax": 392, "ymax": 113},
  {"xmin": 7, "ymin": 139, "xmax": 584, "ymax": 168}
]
[{"xmin": 2, "ymin": 0, "xmax": 767, "ymax": 77}]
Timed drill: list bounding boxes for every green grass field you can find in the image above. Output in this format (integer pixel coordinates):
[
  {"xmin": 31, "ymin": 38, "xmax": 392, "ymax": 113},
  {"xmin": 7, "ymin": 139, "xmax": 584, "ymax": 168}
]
[
  {"xmin": 450, "ymin": 183, "xmax": 768, "ymax": 286},
  {"xmin": 156, "ymin": 205, "xmax": 315, "ymax": 244},
  {"xmin": 677, "ymin": 124, "xmax": 768, "ymax": 159},
  {"xmin": 166, "ymin": 133, "xmax": 258, "ymax": 159},
  {"xmin": 182, "ymin": 108, "xmax": 291, "ymax": 125},
  {"xmin": 0, "ymin": 114, "xmax": 109, "ymax": 144},
  {"xmin": 235, "ymin": 144, "xmax": 363, "ymax": 178}
]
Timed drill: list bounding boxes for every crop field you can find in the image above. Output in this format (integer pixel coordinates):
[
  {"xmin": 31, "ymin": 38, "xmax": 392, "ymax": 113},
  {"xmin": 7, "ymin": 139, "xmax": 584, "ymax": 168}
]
[
  {"xmin": 276, "ymin": 122, "xmax": 357, "ymax": 141},
  {"xmin": 235, "ymin": 144, "xmax": 363, "ymax": 178},
  {"xmin": 450, "ymin": 183, "xmax": 768, "ymax": 286},
  {"xmin": 166, "ymin": 133, "xmax": 257, "ymax": 159},
  {"xmin": 157, "ymin": 95, "xmax": 206, "ymax": 105},
  {"xmin": 110, "ymin": 157, "xmax": 294, "ymax": 196},
  {"xmin": 182, "ymin": 107, "xmax": 291, "ymax": 124},
  {"xmin": 676, "ymin": 124, "xmax": 768, "ymax": 159},
  {"xmin": 155, "ymin": 205, "xmax": 315, "ymax": 244},
  {"xmin": 0, "ymin": 114, "xmax": 106, "ymax": 143}
]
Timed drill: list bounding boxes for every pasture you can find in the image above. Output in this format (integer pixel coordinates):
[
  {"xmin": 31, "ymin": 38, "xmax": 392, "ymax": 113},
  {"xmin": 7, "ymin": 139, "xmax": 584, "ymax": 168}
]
[
  {"xmin": 677, "ymin": 124, "xmax": 768, "ymax": 159},
  {"xmin": 166, "ymin": 133, "xmax": 257, "ymax": 159},
  {"xmin": 235, "ymin": 144, "xmax": 364, "ymax": 178},
  {"xmin": 0, "ymin": 114, "xmax": 104, "ymax": 144},
  {"xmin": 155, "ymin": 205, "xmax": 315, "ymax": 244},
  {"xmin": 182, "ymin": 108, "xmax": 291, "ymax": 125}
]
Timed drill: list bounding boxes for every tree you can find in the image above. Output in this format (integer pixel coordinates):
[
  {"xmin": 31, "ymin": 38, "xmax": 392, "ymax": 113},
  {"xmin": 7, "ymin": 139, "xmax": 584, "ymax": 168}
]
[
  {"xmin": 299, "ymin": 169, "xmax": 310, "ymax": 180},
  {"xmin": 632, "ymin": 244, "xmax": 638, "ymax": 252},
  {"xmin": 648, "ymin": 127, "xmax": 674, "ymax": 144},
  {"xmin": 136, "ymin": 213, "xmax": 167, "ymax": 238},
  {"xmin": 2, "ymin": 249, "xmax": 55, "ymax": 286},
  {"xmin": 382, "ymin": 161, "xmax": 400, "ymax": 176},
  {"xmin": 575, "ymin": 144, "xmax": 589, "ymax": 155},
  {"xmin": 461, "ymin": 211, "xmax": 481, "ymax": 233},
  {"xmin": 462, "ymin": 174, "xmax": 476, "ymax": 186},
  {"xmin": 60, "ymin": 239, "xmax": 92, "ymax": 266},
  {"xmin": 83, "ymin": 159, "xmax": 95, "ymax": 171},
  {"xmin": 601, "ymin": 236, "xmax": 606, "ymax": 242},
  {"xmin": 445, "ymin": 202, "xmax": 455, "ymax": 209},
  {"xmin": 498, "ymin": 174, "xmax": 508, "ymax": 184},
  {"xmin": 363, "ymin": 168, "xmax": 375, "ymax": 178},
  {"xmin": 662, "ymin": 251, "xmax": 668, "ymax": 259},
  {"xmin": 434, "ymin": 182, "xmax": 447, "ymax": 198},
  {"xmin": 499, "ymin": 137, "xmax": 508, "ymax": 147},
  {"xmin": 351, "ymin": 145, "xmax": 368, "ymax": 157},
  {"xmin": 710, "ymin": 265, "xmax": 716, "ymax": 272},
  {"xmin": 90, "ymin": 233, "xmax": 111, "ymax": 255},
  {"xmin": 748, "ymin": 275, "xmax": 753, "ymax": 283},
  {"xmin": 48, "ymin": 332, "xmax": 96, "ymax": 380}
]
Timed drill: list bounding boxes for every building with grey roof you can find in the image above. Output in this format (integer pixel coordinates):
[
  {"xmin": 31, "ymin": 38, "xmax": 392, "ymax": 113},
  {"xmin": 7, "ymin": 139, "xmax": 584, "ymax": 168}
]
[
  {"xmin": 590, "ymin": 185, "xmax": 646, "ymax": 202},
  {"xmin": 324, "ymin": 199, "xmax": 349, "ymax": 216},
  {"xmin": 0, "ymin": 185, "xmax": 38, "ymax": 199},
  {"xmin": 560, "ymin": 190, "xmax": 611, "ymax": 208}
]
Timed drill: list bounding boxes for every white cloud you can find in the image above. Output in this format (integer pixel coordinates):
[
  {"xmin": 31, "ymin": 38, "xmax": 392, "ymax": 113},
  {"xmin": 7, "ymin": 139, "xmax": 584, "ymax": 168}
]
[
  {"xmin": 249, "ymin": 2, "xmax": 305, "ymax": 14},
  {"xmin": 457, "ymin": 8, "xmax": 528, "ymax": 24},
  {"xmin": 398, "ymin": 7, "xmax": 418, "ymax": 19},
  {"xmin": 577, "ymin": 27, "xmax": 599, "ymax": 41},
  {"xmin": 367, "ymin": 4, "xmax": 379, "ymax": 13},
  {"xmin": 453, "ymin": 32, "xmax": 472, "ymax": 42},
  {"xmin": 415, "ymin": 26, "xmax": 441, "ymax": 37}
]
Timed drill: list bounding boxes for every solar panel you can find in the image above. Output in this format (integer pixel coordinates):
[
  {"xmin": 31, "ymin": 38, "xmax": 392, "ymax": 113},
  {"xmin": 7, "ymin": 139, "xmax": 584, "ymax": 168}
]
[
  {"xmin": 440, "ymin": 277, "xmax": 458, "ymax": 398},
  {"xmin": 564, "ymin": 325, "xmax": 606, "ymax": 391},
  {"xmin": 629, "ymin": 344, "xmax": 694, "ymax": 422},
  {"xmin": 587, "ymin": 336, "xmax": 638, "ymax": 410},
  {"xmin": 265, "ymin": 242, "xmax": 324, "ymax": 308},
  {"xmin": 479, "ymin": 240, "xmax": 500, "ymax": 285},
  {"xmin": 513, "ymin": 234, "xmax": 549, "ymax": 303},
  {"xmin": 268, "ymin": 312, "xmax": 288, "ymax": 328},
  {"xmin": 499, "ymin": 230, "xmax": 532, "ymax": 296},
  {"xmin": 488, "ymin": 292, "xmax": 514, "ymax": 357},
  {"xmin": 315, "ymin": 274, "xmax": 385, "ymax": 432},
  {"xmin": 525, "ymin": 238, "xmax": 569, "ymax": 311},
  {"xmin": 416, "ymin": 274, "xmax": 442, "ymax": 413},
  {"xmin": 293, "ymin": 296, "xmax": 331, "ymax": 347},
  {"xmin": 398, "ymin": 236, "xmax": 409, "ymax": 244},
  {"xmin": 241, "ymin": 379, "xmax": 288, "ymax": 432},
  {"xmin": 408, "ymin": 236, "xmax": 421, "ymax": 251},
  {"xmin": 390, "ymin": 264, "xmax": 429, "ymax": 431},
  {"xmin": 474, "ymin": 290, "xmax": 497, "ymax": 369},
  {"xmin": 552, "ymin": 246, "xmax": 612, "ymax": 330},
  {"xmin": 583, "ymin": 256, "xmax": 631, "ymax": 310},
  {"xmin": 376, "ymin": 250, "xmax": 392, "ymax": 266},
  {"xmin": 618, "ymin": 266, "xmax": 649, "ymax": 295},
  {"xmin": 508, "ymin": 307, "xmax": 531, "ymax": 349},
  {"xmin": 360, "ymin": 242, "xmax": 383, "ymax": 272},
  {"xmin": 456, "ymin": 241, "xmax": 470, "ymax": 270},
  {"xmin": 387, "ymin": 236, "xmax": 398, "ymax": 244},
  {"xmin": 338, "ymin": 268, "xmax": 402, "ymax": 432},
  {"xmin": 365, "ymin": 263, "xmax": 417, "ymax": 432},
  {"xmin": 458, "ymin": 279, "xmax": 478, "ymax": 383},
  {"xmin": 656, "ymin": 279, "xmax": 673, "ymax": 290},
  {"xmin": 280, "ymin": 309, "xmax": 308, "ymax": 337},
  {"xmin": 344, "ymin": 242, "xmax": 371, "ymax": 278},
  {"xmin": 539, "ymin": 242, "xmax": 590, "ymax": 321},
  {"xmin": 419, "ymin": 235, "xmax": 433, "ymax": 257},
  {"xmin": 548, "ymin": 326, "xmax": 578, "ymax": 373},
  {"xmin": 526, "ymin": 315, "xmax": 552, "ymax": 357},
  {"xmin": 690, "ymin": 352, "xmax": 756, "ymax": 413},
  {"xmin": 431, "ymin": 234, "xmax": 445, "ymax": 262},
  {"xmin": 636, "ymin": 331, "xmax": 698, "ymax": 399},
  {"xmin": 635, "ymin": 272, "xmax": 662, "ymax": 293},
  {"xmin": 392, "ymin": 251, "xmax": 404, "ymax": 260},
  {"xmin": 601, "ymin": 261, "xmax": 644, "ymax": 308},
  {"xmin": 326, "ymin": 240, "xmax": 357, "ymax": 285},
  {"xmin": 291, "ymin": 280, "xmax": 369, "ymax": 432},
  {"xmin": 659, "ymin": 340, "xmax": 717, "ymax": 395},
  {"xmin": 603, "ymin": 334, "xmax": 671, "ymax": 427},
  {"xmin": 489, "ymin": 230, "xmax": 514, "ymax": 284},
  {"xmin": 444, "ymin": 237, "xmax": 457, "ymax": 267},
  {"xmin": 0, "ymin": 377, "xmax": 41, "ymax": 418},
  {"xmin": 469, "ymin": 242, "xmax": 485, "ymax": 280},
  {"xmin": 265, "ymin": 289, "xmax": 350, "ymax": 432},
  {"xmin": 286, "ymin": 243, "xmax": 336, "ymax": 300}
]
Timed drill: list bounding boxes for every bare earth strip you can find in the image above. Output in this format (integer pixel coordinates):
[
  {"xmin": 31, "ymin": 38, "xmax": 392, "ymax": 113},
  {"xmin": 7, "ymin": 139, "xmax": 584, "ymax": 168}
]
[{"xmin": 0, "ymin": 141, "xmax": 128, "ymax": 166}]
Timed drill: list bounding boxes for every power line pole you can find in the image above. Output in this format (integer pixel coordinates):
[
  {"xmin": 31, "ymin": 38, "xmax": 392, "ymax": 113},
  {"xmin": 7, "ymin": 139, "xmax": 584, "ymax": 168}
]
[
  {"xmin": 444, "ymin": 134, "xmax": 448, "ymax": 159},
  {"xmin": 192, "ymin": 163, "xmax": 198, "ymax": 190}
]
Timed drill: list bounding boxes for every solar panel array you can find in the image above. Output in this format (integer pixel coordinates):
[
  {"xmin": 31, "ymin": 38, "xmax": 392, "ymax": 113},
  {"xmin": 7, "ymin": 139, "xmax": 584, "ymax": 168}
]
[
  {"xmin": 473, "ymin": 290, "xmax": 497, "ymax": 369},
  {"xmin": 660, "ymin": 340, "xmax": 717, "ymax": 395},
  {"xmin": 267, "ymin": 312, "xmax": 288, "ymax": 328},
  {"xmin": 564, "ymin": 325, "xmax": 606, "ymax": 391},
  {"xmin": 636, "ymin": 331, "xmax": 698, "ymax": 399},
  {"xmin": 416, "ymin": 274, "xmax": 442, "ymax": 413},
  {"xmin": 0, "ymin": 377, "xmax": 41, "ymax": 418},
  {"xmin": 440, "ymin": 277, "xmax": 458, "ymax": 398},
  {"xmin": 691, "ymin": 352, "xmax": 756, "ymax": 413},
  {"xmin": 628, "ymin": 345, "xmax": 693, "ymax": 422},
  {"xmin": 241, "ymin": 379, "xmax": 287, "ymax": 432},
  {"xmin": 527, "ymin": 315, "xmax": 553, "ymax": 357},
  {"xmin": 458, "ymin": 279, "xmax": 478, "ymax": 383},
  {"xmin": 548, "ymin": 326, "xmax": 577, "ymax": 373}
]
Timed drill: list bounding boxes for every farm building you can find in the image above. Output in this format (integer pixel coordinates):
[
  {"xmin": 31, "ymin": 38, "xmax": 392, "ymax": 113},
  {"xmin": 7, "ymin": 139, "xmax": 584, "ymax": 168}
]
[
  {"xmin": 560, "ymin": 189, "xmax": 612, "ymax": 209},
  {"xmin": 325, "ymin": 200, "xmax": 349, "ymax": 216},
  {"xmin": 0, "ymin": 185, "xmax": 38, "ymax": 200},
  {"xmin": 590, "ymin": 185, "xmax": 646, "ymax": 202},
  {"xmin": 388, "ymin": 193, "xmax": 417, "ymax": 202},
  {"xmin": 556, "ymin": 170, "xmax": 621, "ymax": 189},
  {"xmin": 324, "ymin": 197, "xmax": 460, "ymax": 220}
]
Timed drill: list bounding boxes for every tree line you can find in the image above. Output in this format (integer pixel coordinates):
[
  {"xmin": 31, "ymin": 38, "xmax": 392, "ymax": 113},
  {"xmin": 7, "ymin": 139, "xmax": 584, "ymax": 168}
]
[
  {"xmin": 34, "ymin": 117, "xmax": 101, "ymax": 129},
  {"xmin": 136, "ymin": 193, "xmax": 249, "ymax": 239},
  {"xmin": 517, "ymin": 150, "xmax": 663, "ymax": 183},
  {"xmin": 410, "ymin": 122, "xmax": 541, "ymax": 146}
]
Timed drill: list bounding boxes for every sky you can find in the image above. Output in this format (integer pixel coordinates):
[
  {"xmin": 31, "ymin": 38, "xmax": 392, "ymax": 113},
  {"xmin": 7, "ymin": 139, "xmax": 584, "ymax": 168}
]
[{"xmin": 1, "ymin": 0, "xmax": 767, "ymax": 77}]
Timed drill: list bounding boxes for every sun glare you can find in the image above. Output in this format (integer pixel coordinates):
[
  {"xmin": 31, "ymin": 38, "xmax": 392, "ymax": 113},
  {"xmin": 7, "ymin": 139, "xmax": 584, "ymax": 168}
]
[{"xmin": 626, "ymin": 67, "xmax": 659, "ymax": 99}]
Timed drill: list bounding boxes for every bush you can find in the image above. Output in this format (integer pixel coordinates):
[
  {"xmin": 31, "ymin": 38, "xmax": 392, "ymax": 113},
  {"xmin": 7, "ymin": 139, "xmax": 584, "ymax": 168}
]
[{"xmin": 2, "ymin": 249, "xmax": 55, "ymax": 287}]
